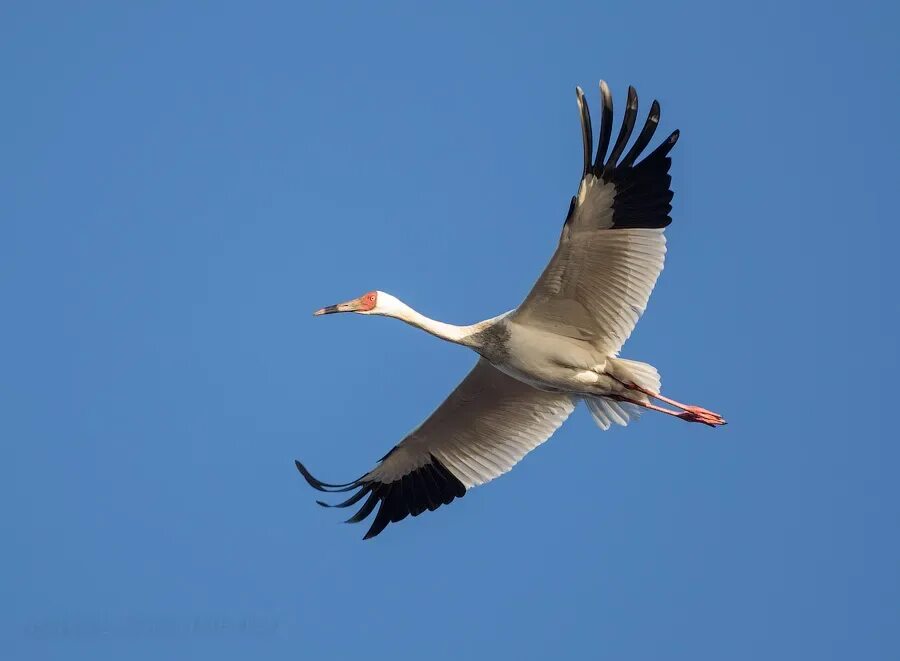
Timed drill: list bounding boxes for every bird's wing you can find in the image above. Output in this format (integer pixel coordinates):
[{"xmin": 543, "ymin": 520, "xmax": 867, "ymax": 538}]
[
  {"xmin": 512, "ymin": 82, "xmax": 679, "ymax": 355},
  {"xmin": 296, "ymin": 359, "xmax": 575, "ymax": 539}
]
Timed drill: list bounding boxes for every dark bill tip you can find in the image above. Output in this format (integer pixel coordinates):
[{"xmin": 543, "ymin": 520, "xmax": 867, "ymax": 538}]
[{"xmin": 313, "ymin": 305, "xmax": 340, "ymax": 316}]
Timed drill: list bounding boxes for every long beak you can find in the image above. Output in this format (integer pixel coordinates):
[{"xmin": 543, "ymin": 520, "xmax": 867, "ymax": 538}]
[{"xmin": 313, "ymin": 299, "xmax": 360, "ymax": 316}]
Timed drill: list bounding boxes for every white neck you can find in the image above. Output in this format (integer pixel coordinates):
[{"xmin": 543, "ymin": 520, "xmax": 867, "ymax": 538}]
[{"xmin": 372, "ymin": 292, "xmax": 491, "ymax": 348}]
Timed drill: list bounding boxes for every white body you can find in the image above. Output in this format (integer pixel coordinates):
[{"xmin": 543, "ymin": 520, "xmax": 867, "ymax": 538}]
[{"xmin": 488, "ymin": 319, "xmax": 618, "ymax": 393}]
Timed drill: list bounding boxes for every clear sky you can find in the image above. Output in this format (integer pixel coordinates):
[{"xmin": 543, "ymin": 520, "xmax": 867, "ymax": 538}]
[{"xmin": 3, "ymin": 1, "xmax": 898, "ymax": 660}]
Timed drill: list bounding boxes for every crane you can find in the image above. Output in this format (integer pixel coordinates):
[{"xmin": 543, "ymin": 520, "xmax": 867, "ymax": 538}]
[{"xmin": 297, "ymin": 80, "xmax": 726, "ymax": 539}]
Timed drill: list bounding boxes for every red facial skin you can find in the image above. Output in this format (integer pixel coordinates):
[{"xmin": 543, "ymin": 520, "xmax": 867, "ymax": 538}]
[{"xmin": 358, "ymin": 291, "xmax": 378, "ymax": 311}]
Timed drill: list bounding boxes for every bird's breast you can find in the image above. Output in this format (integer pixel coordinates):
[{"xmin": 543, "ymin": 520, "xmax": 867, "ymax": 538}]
[{"xmin": 486, "ymin": 321, "xmax": 604, "ymax": 392}]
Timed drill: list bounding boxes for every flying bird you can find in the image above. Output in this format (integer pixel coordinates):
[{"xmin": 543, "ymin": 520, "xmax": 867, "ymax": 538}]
[{"xmin": 297, "ymin": 81, "xmax": 725, "ymax": 539}]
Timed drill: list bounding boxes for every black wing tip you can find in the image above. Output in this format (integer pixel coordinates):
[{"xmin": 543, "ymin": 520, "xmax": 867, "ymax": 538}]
[
  {"xmin": 576, "ymin": 86, "xmax": 593, "ymax": 178},
  {"xmin": 294, "ymin": 459, "xmax": 361, "ymax": 492},
  {"xmin": 602, "ymin": 84, "xmax": 639, "ymax": 175},
  {"xmin": 644, "ymin": 129, "xmax": 679, "ymax": 161},
  {"xmin": 599, "ymin": 80, "xmax": 612, "ymax": 104},
  {"xmin": 309, "ymin": 454, "xmax": 468, "ymax": 540},
  {"xmin": 295, "ymin": 459, "xmax": 327, "ymax": 490},
  {"xmin": 618, "ymin": 98, "xmax": 665, "ymax": 170},
  {"xmin": 559, "ymin": 84, "xmax": 677, "ymax": 230},
  {"xmin": 578, "ymin": 82, "xmax": 680, "ymax": 177},
  {"xmin": 295, "ymin": 459, "xmax": 324, "ymax": 490},
  {"xmin": 593, "ymin": 80, "xmax": 614, "ymax": 171},
  {"xmin": 626, "ymin": 85, "xmax": 638, "ymax": 109}
]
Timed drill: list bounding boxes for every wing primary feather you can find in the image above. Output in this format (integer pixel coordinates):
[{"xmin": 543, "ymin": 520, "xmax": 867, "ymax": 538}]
[
  {"xmin": 345, "ymin": 490, "xmax": 380, "ymax": 524},
  {"xmin": 316, "ymin": 486, "xmax": 370, "ymax": 509},
  {"xmin": 603, "ymin": 85, "xmax": 638, "ymax": 176},
  {"xmin": 432, "ymin": 454, "xmax": 467, "ymax": 499},
  {"xmin": 410, "ymin": 471, "xmax": 434, "ymax": 514},
  {"xmin": 640, "ymin": 129, "xmax": 680, "ymax": 165},
  {"xmin": 576, "ymin": 86, "xmax": 593, "ymax": 178},
  {"xmin": 419, "ymin": 462, "xmax": 445, "ymax": 511},
  {"xmin": 619, "ymin": 99, "xmax": 661, "ymax": 169},
  {"xmin": 294, "ymin": 460, "xmax": 361, "ymax": 492},
  {"xmin": 593, "ymin": 80, "xmax": 614, "ymax": 173},
  {"xmin": 332, "ymin": 456, "xmax": 468, "ymax": 538},
  {"xmin": 401, "ymin": 473, "xmax": 420, "ymax": 517},
  {"xmin": 363, "ymin": 489, "xmax": 394, "ymax": 539},
  {"xmin": 387, "ymin": 478, "xmax": 407, "ymax": 523},
  {"xmin": 426, "ymin": 462, "xmax": 455, "ymax": 505}
]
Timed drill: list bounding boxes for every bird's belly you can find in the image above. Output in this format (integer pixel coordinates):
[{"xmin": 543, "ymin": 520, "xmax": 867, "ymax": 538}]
[
  {"xmin": 490, "ymin": 360, "xmax": 566, "ymax": 392},
  {"xmin": 488, "ymin": 326, "xmax": 608, "ymax": 393}
]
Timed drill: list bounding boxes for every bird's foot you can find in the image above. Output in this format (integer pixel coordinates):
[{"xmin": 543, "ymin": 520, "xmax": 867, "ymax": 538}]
[{"xmin": 676, "ymin": 406, "xmax": 727, "ymax": 427}]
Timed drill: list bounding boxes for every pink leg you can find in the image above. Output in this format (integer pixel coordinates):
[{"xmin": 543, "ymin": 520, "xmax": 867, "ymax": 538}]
[{"xmin": 613, "ymin": 385, "xmax": 727, "ymax": 427}]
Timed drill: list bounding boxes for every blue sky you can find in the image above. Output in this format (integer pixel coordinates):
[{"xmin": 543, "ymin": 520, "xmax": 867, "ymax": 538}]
[{"xmin": 3, "ymin": 1, "xmax": 898, "ymax": 659}]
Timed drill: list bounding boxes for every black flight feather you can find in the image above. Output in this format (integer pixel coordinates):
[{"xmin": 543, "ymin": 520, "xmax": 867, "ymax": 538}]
[
  {"xmin": 603, "ymin": 85, "xmax": 638, "ymax": 176},
  {"xmin": 618, "ymin": 100, "xmax": 661, "ymax": 170},
  {"xmin": 593, "ymin": 80, "xmax": 614, "ymax": 173},
  {"xmin": 576, "ymin": 86, "xmax": 593, "ymax": 179}
]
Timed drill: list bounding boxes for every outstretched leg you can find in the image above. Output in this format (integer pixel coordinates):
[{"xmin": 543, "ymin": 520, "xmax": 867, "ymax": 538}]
[
  {"xmin": 610, "ymin": 382, "xmax": 726, "ymax": 427},
  {"xmin": 610, "ymin": 397, "xmax": 725, "ymax": 427}
]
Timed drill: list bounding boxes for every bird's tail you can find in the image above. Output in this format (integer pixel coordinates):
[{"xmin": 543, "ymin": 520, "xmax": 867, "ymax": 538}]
[
  {"xmin": 584, "ymin": 358, "xmax": 661, "ymax": 431},
  {"xmin": 584, "ymin": 396, "xmax": 641, "ymax": 430},
  {"xmin": 606, "ymin": 357, "xmax": 661, "ymax": 393}
]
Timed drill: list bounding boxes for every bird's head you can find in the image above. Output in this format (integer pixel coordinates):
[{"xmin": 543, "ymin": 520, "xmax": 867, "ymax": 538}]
[{"xmin": 314, "ymin": 290, "xmax": 403, "ymax": 317}]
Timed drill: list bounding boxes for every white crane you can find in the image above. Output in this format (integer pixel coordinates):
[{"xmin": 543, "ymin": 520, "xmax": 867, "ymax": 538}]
[{"xmin": 297, "ymin": 81, "xmax": 726, "ymax": 539}]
